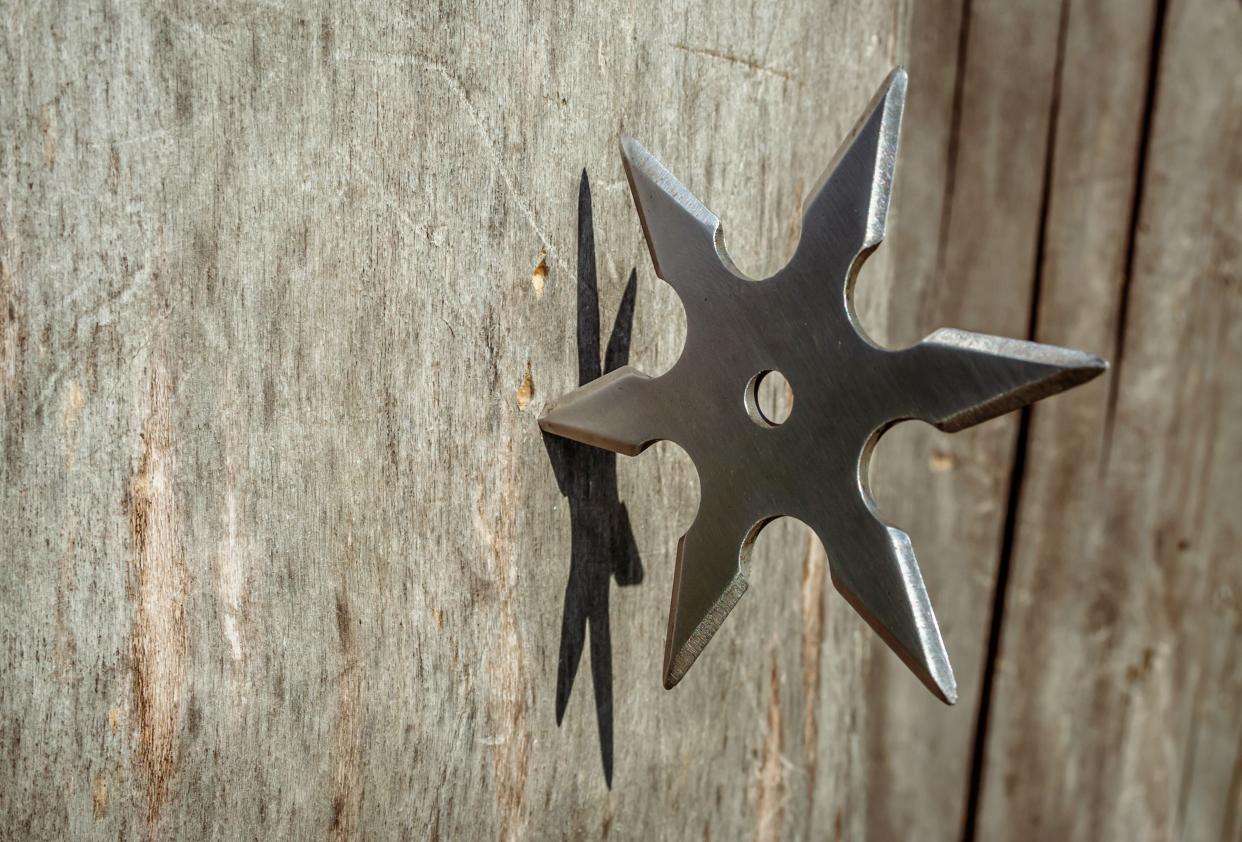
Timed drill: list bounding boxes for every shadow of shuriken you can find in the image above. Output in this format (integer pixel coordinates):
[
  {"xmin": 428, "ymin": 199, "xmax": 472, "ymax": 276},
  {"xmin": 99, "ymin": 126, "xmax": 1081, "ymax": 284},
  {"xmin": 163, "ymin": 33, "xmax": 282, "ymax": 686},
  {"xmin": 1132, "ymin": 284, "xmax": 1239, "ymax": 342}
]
[{"xmin": 543, "ymin": 170, "xmax": 643, "ymax": 788}]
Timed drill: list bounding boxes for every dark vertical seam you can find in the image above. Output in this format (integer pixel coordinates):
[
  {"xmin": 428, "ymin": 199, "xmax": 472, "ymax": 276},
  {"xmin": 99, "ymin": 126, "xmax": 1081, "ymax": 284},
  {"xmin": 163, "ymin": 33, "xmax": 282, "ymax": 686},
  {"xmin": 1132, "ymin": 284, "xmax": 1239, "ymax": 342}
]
[
  {"xmin": 931, "ymin": 0, "xmax": 975, "ymax": 291},
  {"xmin": 960, "ymin": 1, "xmax": 1072, "ymax": 840},
  {"xmin": 1100, "ymin": 0, "xmax": 1170, "ymax": 471}
]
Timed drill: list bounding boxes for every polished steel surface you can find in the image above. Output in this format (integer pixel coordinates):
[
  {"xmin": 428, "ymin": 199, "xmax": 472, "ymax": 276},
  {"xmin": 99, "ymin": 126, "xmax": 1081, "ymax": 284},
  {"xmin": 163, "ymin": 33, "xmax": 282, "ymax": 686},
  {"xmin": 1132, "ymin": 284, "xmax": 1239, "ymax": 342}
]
[{"xmin": 539, "ymin": 68, "xmax": 1106, "ymax": 703}]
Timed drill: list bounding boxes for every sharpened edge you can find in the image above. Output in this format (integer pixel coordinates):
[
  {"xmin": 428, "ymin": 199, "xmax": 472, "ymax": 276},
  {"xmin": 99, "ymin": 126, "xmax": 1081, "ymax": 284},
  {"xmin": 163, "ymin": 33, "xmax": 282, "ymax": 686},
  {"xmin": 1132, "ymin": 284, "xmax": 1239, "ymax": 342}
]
[
  {"xmin": 798, "ymin": 66, "xmax": 908, "ymax": 252},
  {"xmin": 662, "ymin": 536, "xmax": 749, "ymax": 689},
  {"xmin": 865, "ymin": 66, "xmax": 907, "ymax": 249},
  {"xmin": 619, "ymin": 135, "xmax": 722, "ymax": 281},
  {"xmin": 922, "ymin": 328, "xmax": 1109, "ymax": 433},
  {"xmin": 828, "ymin": 521, "xmax": 958, "ymax": 705}
]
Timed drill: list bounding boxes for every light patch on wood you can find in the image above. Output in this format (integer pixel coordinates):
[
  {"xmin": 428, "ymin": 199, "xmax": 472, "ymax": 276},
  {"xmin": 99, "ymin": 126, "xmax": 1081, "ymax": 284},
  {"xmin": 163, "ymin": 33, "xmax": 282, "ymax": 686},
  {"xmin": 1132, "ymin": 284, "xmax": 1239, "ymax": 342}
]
[
  {"xmin": 515, "ymin": 362, "xmax": 534, "ymax": 411},
  {"xmin": 473, "ymin": 434, "xmax": 531, "ymax": 841},
  {"xmin": 799, "ymin": 530, "xmax": 828, "ymax": 816},
  {"xmin": 216, "ymin": 488, "xmax": 246, "ymax": 668},
  {"xmin": 92, "ymin": 774, "xmax": 108, "ymax": 818},
  {"xmin": 128, "ymin": 365, "xmax": 187, "ymax": 828},
  {"xmin": 62, "ymin": 380, "xmax": 85, "ymax": 457},
  {"xmin": 531, "ymin": 250, "xmax": 548, "ymax": 297},
  {"xmin": 751, "ymin": 658, "xmax": 786, "ymax": 842},
  {"xmin": 929, "ymin": 449, "xmax": 957, "ymax": 472}
]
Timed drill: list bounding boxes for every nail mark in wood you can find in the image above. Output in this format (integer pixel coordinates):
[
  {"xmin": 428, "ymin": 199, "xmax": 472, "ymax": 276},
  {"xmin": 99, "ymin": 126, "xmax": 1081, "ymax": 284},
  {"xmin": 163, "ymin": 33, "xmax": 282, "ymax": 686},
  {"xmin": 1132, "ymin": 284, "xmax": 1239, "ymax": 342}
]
[
  {"xmin": 532, "ymin": 250, "xmax": 548, "ymax": 298},
  {"xmin": 516, "ymin": 362, "xmax": 534, "ymax": 411}
]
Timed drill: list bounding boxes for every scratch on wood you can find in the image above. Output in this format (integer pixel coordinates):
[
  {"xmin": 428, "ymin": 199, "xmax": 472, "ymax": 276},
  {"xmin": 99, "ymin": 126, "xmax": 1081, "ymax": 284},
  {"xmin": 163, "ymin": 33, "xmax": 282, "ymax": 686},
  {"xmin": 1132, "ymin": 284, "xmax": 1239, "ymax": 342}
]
[
  {"xmin": 422, "ymin": 58, "xmax": 557, "ymax": 261},
  {"xmin": 671, "ymin": 43, "xmax": 795, "ymax": 82},
  {"xmin": 128, "ymin": 364, "xmax": 187, "ymax": 829},
  {"xmin": 338, "ymin": 51, "xmax": 560, "ymax": 262}
]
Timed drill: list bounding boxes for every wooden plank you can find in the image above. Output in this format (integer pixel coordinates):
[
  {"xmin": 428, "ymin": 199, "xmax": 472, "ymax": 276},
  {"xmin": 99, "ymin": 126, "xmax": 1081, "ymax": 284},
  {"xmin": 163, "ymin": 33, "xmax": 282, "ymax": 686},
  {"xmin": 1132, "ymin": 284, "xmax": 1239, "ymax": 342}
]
[
  {"xmin": 861, "ymin": 1, "xmax": 1068, "ymax": 838},
  {"xmin": 977, "ymin": 0, "xmax": 1242, "ymax": 838},
  {"xmin": 0, "ymin": 0, "xmax": 908, "ymax": 839}
]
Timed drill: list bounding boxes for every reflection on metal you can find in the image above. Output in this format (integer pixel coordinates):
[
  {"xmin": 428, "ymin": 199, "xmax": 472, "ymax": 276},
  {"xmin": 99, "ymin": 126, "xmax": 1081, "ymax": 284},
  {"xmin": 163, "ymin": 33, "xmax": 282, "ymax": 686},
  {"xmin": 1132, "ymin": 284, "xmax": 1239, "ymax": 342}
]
[{"xmin": 539, "ymin": 68, "xmax": 1106, "ymax": 704}]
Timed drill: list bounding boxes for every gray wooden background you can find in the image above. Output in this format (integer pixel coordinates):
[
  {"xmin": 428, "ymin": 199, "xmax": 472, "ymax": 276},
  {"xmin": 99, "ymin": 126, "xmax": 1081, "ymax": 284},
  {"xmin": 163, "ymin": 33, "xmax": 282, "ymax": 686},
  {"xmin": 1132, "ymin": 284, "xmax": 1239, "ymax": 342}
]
[{"xmin": 2, "ymin": 0, "xmax": 1239, "ymax": 839}]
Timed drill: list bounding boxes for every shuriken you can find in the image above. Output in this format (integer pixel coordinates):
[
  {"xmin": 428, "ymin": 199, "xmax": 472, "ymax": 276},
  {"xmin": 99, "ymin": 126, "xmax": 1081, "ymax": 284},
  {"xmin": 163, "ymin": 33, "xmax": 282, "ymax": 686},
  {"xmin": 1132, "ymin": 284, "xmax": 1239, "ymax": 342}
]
[{"xmin": 539, "ymin": 68, "xmax": 1106, "ymax": 704}]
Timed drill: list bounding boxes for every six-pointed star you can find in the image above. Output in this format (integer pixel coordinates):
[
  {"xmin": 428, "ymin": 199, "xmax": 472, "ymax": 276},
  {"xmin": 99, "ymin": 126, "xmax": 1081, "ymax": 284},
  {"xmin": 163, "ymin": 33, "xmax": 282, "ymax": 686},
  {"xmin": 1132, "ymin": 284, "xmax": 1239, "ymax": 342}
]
[{"xmin": 539, "ymin": 68, "xmax": 1106, "ymax": 704}]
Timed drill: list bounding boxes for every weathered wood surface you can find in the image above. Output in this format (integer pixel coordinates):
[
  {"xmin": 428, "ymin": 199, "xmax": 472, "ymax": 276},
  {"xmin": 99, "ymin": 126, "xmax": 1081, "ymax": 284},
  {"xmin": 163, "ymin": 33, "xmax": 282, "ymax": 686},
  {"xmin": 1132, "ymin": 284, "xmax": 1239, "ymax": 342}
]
[
  {"xmin": 978, "ymin": 0, "xmax": 1242, "ymax": 838},
  {"xmin": 0, "ymin": 1, "xmax": 906, "ymax": 839},
  {"xmin": 3, "ymin": 0, "xmax": 1240, "ymax": 839}
]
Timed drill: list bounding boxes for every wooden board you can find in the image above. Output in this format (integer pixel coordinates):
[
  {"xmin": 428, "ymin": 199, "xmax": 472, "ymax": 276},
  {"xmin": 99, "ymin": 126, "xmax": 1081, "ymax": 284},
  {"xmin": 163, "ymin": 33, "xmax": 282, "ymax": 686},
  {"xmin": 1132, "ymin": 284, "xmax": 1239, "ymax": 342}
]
[
  {"xmin": 0, "ymin": 0, "xmax": 906, "ymax": 839},
  {"xmin": 978, "ymin": 0, "xmax": 1242, "ymax": 838}
]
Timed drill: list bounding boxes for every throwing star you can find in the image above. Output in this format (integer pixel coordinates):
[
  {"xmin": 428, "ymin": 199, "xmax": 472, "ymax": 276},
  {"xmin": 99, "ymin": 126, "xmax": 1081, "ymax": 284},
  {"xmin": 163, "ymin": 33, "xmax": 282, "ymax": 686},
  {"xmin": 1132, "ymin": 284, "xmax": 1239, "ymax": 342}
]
[{"xmin": 539, "ymin": 68, "xmax": 1106, "ymax": 703}]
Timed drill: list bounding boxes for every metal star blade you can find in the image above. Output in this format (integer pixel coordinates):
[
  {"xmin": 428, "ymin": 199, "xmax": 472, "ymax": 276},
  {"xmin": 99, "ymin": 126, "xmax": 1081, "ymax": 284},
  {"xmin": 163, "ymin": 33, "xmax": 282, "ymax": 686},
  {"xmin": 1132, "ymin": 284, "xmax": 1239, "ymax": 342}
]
[{"xmin": 539, "ymin": 68, "xmax": 1106, "ymax": 704}]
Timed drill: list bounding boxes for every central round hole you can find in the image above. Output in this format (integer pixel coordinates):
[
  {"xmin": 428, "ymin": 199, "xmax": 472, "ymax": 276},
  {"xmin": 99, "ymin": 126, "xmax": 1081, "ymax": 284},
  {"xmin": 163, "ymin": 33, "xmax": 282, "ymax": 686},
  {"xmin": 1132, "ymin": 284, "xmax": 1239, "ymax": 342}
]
[{"xmin": 746, "ymin": 370, "xmax": 794, "ymax": 426}]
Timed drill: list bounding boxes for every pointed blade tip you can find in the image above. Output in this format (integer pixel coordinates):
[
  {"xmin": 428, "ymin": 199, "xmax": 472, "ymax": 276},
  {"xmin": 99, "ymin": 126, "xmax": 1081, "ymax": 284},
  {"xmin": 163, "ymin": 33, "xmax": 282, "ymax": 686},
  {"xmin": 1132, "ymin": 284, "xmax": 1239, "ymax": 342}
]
[
  {"xmin": 930, "ymin": 663, "xmax": 958, "ymax": 705},
  {"xmin": 619, "ymin": 134, "xmax": 648, "ymax": 168},
  {"xmin": 883, "ymin": 65, "xmax": 909, "ymax": 98},
  {"xmin": 536, "ymin": 399, "xmax": 563, "ymax": 430},
  {"xmin": 896, "ymin": 635, "xmax": 956, "ymax": 704},
  {"xmin": 1084, "ymin": 353, "xmax": 1109, "ymax": 374},
  {"xmin": 910, "ymin": 632, "xmax": 958, "ymax": 705},
  {"xmin": 537, "ymin": 401, "xmax": 589, "ymax": 444},
  {"xmin": 617, "ymin": 135, "xmax": 676, "ymax": 187},
  {"xmin": 1059, "ymin": 350, "xmax": 1109, "ymax": 387},
  {"xmin": 661, "ymin": 640, "xmax": 692, "ymax": 690},
  {"xmin": 661, "ymin": 571, "xmax": 750, "ymax": 692}
]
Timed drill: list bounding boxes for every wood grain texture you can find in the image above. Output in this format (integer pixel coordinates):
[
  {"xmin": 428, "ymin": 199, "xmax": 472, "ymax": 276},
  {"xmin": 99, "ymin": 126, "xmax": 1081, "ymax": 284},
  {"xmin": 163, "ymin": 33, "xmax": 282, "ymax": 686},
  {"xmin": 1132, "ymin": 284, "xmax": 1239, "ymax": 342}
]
[
  {"xmin": 862, "ymin": 0, "xmax": 1070, "ymax": 838},
  {"xmin": 978, "ymin": 0, "xmax": 1242, "ymax": 838},
  {"xmin": 0, "ymin": 0, "xmax": 907, "ymax": 839}
]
